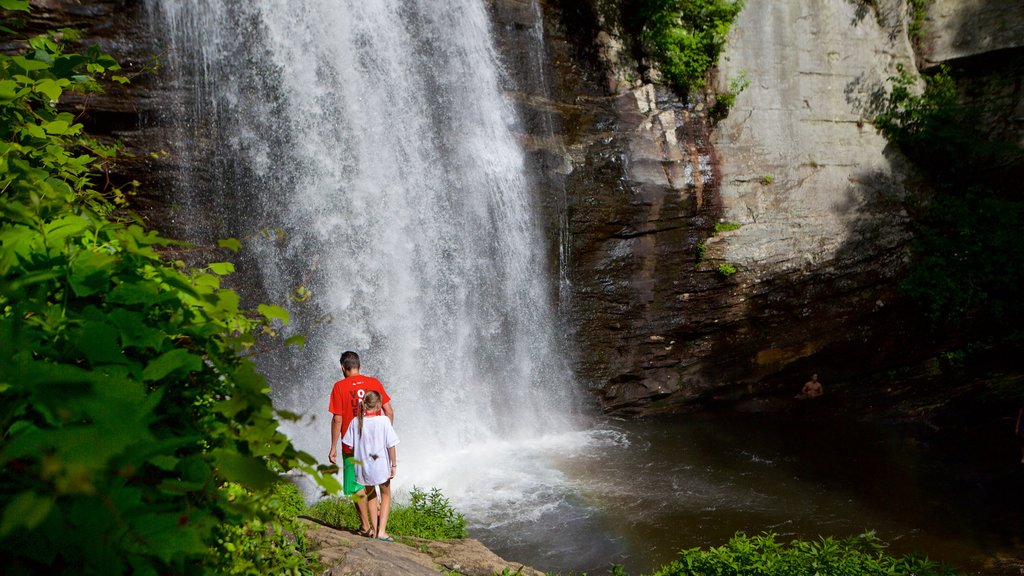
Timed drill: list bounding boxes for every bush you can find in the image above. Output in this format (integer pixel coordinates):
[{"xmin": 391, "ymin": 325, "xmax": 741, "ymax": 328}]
[
  {"xmin": 875, "ymin": 64, "xmax": 1024, "ymax": 342},
  {"xmin": 270, "ymin": 479, "xmax": 308, "ymax": 518},
  {"xmin": 634, "ymin": 0, "xmax": 745, "ymax": 93},
  {"xmin": 305, "ymin": 486, "xmax": 468, "ymax": 540},
  {"xmin": 208, "ymin": 483, "xmax": 317, "ymax": 576},
  {"xmin": 653, "ymin": 532, "xmax": 957, "ymax": 576}
]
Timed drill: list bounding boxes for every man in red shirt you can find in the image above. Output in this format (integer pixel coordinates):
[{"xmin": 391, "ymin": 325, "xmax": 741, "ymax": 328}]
[{"xmin": 328, "ymin": 351, "xmax": 394, "ymax": 536}]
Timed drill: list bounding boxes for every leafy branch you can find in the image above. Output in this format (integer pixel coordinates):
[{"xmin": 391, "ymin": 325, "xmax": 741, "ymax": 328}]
[{"xmin": 0, "ymin": 12, "xmax": 335, "ymax": 575}]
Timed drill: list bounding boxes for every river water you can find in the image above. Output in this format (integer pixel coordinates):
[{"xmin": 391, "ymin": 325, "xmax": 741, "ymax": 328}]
[{"xmin": 446, "ymin": 406, "xmax": 1023, "ymax": 575}]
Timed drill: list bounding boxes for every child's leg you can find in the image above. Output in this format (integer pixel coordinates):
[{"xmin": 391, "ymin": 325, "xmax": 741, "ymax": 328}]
[
  {"xmin": 376, "ymin": 480, "xmax": 392, "ymax": 539},
  {"xmin": 365, "ymin": 486, "xmax": 380, "ymax": 536}
]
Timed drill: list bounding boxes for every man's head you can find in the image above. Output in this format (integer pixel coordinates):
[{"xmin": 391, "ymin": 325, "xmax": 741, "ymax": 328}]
[{"xmin": 340, "ymin": 351, "xmax": 361, "ymax": 374}]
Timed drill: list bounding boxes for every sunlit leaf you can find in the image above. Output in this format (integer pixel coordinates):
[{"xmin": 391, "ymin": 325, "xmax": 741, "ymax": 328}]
[
  {"xmin": 141, "ymin": 349, "xmax": 202, "ymax": 382},
  {"xmin": 0, "ymin": 0, "xmax": 29, "ymax": 12},
  {"xmin": 217, "ymin": 237, "xmax": 241, "ymax": 252},
  {"xmin": 258, "ymin": 303, "xmax": 289, "ymax": 324},
  {"xmin": 208, "ymin": 261, "xmax": 234, "ymax": 275}
]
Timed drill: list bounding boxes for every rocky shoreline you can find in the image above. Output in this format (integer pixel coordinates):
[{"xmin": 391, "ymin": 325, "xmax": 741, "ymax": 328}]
[{"xmin": 300, "ymin": 518, "xmax": 544, "ymax": 576}]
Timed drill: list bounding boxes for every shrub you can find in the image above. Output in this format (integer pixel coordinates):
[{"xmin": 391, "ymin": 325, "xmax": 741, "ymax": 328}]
[
  {"xmin": 710, "ymin": 71, "xmax": 750, "ymax": 121},
  {"xmin": 653, "ymin": 532, "xmax": 957, "ymax": 576},
  {"xmin": 875, "ymin": 64, "xmax": 1024, "ymax": 341},
  {"xmin": 635, "ymin": 0, "xmax": 745, "ymax": 93},
  {"xmin": 0, "ymin": 6, "xmax": 337, "ymax": 574},
  {"xmin": 208, "ymin": 483, "xmax": 317, "ymax": 576}
]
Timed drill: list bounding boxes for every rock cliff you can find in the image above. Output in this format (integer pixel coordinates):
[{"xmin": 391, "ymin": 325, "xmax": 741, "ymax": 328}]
[{"xmin": 505, "ymin": 0, "xmax": 1022, "ymax": 414}]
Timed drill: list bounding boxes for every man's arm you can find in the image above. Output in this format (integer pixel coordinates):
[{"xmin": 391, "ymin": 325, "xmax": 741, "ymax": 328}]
[
  {"xmin": 328, "ymin": 413, "xmax": 344, "ymax": 464},
  {"xmin": 383, "ymin": 401, "xmax": 394, "ymax": 423}
]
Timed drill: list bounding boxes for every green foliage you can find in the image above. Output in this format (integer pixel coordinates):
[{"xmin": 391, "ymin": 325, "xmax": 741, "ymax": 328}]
[
  {"xmin": 714, "ymin": 221, "xmax": 742, "ymax": 233},
  {"xmin": 653, "ymin": 532, "xmax": 957, "ymax": 576},
  {"xmin": 907, "ymin": 0, "xmax": 929, "ymax": 40},
  {"xmin": 208, "ymin": 483, "xmax": 317, "ymax": 576},
  {"xmin": 305, "ymin": 486, "xmax": 468, "ymax": 540},
  {"xmin": 391, "ymin": 486, "xmax": 468, "ymax": 539},
  {"xmin": 875, "ymin": 64, "xmax": 1024, "ymax": 339},
  {"xmin": 270, "ymin": 479, "xmax": 308, "ymax": 518},
  {"xmin": 0, "ymin": 17, "xmax": 337, "ymax": 575},
  {"xmin": 634, "ymin": 0, "xmax": 745, "ymax": 93},
  {"xmin": 710, "ymin": 71, "xmax": 750, "ymax": 121},
  {"xmin": 716, "ymin": 263, "xmax": 737, "ymax": 276}
]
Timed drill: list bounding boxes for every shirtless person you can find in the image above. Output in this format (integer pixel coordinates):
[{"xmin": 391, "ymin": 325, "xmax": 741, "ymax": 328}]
[{"xmin": 797, "ymin": 373, "xmax": 824, "ymax": 399}]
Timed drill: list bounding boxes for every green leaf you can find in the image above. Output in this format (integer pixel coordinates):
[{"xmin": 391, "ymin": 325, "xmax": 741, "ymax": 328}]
[
  {"xmin": 23, "ymin": 123, "xmax": 46, "ymax": 140},
  {"xmin": 0, "ymin": 79, "xmax": 17, "ymax": 100},
  {"xmin": 70, "ymin": 320, "xmax": 126, "ymax": 365},
  {"xmin": 217, "ymin": 237, "xmax": 241, "ymax": 252},
  {"xmin": 11, "ymin": 56, "xmax": 49, "ymax": 72},
  {"xmin": 284, "ymin": 334, "xmax": 305, "ymax": 348},
  {"xmin": 68, "ymin": 249, "xmax": 117, "ymax": 296},
  {"xmin": 34, "ymin": 78, "xmax": 66, "ymax": 102},
  {"xmin": 44, "ymin": 214, "xmax": 89, "ymax": 243},
  {"xmin": 258, "ymin": 303, "xmax": 290, "ymax": 325},
  {"xmin": 107, "ymin": 280, "xmax": 167, "ymax": 307},
  {"xmin": 208, "ymin": 261, "xmax": 235, "ymax": 275},
  {"xmin": 141, "ymin": 348, "xmax": 202, "ymax": 382},
  {"xmin": 0, "ymin": 0, "xmax": 29, "ymax": 11},
  {"xmin": 42, "ymin": 119, "xmax": 70, "ymax": 135},
  {"xmin": 212, "ymin": 449, "xmax": 279, "ymax": 490},
  {"xmin": 107, "ymin": 308, "xmax": 166, "ymax": 351},
  {"xmin": 0, "ymin": 492, "xmax": 54, "ymax": 536},
  {"xmin": 131, "ymin": 512, "xmax": 209, "ymax": 561}
]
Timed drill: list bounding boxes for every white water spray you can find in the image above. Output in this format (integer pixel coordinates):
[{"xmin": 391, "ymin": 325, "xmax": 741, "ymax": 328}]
[{"xmin": 147, "ymin": 0, "xmax": 586, "ymax": 514}]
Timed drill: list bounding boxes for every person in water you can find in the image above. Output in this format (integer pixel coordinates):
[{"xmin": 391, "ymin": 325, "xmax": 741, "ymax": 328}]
[
  {"xmin": 328, "ymin": 351, "xmax": 394, "ymax": 537},
  {"xmin": 342, "ymin": 390, "xmax": 400, "ymax": 541},
  {"xmin": 797, "ymin": 373, "xmax": 824, "ymax": 399},
  {"xmin": 1016, "ymin": 406, "xmax": 1024, "ymax": 464}
]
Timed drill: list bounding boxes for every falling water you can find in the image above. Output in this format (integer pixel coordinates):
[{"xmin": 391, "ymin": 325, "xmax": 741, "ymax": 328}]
[{"xmin": 147, "ymin": 0, "xmax": 589, "ymax": 529}]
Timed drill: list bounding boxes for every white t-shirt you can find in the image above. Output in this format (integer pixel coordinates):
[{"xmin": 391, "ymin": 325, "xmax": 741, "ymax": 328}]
[{"xmin": 341, "ymin": 414, "xmax": 399, "ymax": 487}]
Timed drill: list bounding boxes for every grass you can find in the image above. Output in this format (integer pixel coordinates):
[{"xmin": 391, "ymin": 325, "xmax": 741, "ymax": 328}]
[{"xmin": 304, "ymin": 486, "xmax": 468, "ymax": 540}]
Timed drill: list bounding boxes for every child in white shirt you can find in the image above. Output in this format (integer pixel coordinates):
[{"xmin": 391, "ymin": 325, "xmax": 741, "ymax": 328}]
[{"xmin": 341, "ymin": 390, "xmax": 399, "ymax": 540}]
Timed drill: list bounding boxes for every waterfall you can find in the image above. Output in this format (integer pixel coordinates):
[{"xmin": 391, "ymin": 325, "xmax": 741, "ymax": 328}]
[{"xmin": 147, "ymin": 0, "xmax": 587, "ymax": 515}]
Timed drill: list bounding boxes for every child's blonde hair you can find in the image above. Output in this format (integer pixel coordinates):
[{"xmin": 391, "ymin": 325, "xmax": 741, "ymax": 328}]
[{"xmin": 358, "ymin": 390, "xmax": 382, "ymax": 434}]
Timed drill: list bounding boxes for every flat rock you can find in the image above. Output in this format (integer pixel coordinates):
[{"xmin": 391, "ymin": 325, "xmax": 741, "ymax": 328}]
[{"xmin": 301, "ymin": 519, "xmax": 543, "ymax": 576}]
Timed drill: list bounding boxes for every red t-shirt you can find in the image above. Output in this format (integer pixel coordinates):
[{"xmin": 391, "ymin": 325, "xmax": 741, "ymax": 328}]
[{"xmin": 328, "ymin": 374, "xmax": 391, "ymax": 454}]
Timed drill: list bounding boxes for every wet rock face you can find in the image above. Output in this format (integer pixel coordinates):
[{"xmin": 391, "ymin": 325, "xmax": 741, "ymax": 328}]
[
  {"xmin": 16, "ymin": 0, "xmax": 180, "ymax": 230},
  {"xmin": 505, "ymin": 0, "xmax": 944, "ymax": 414}
]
